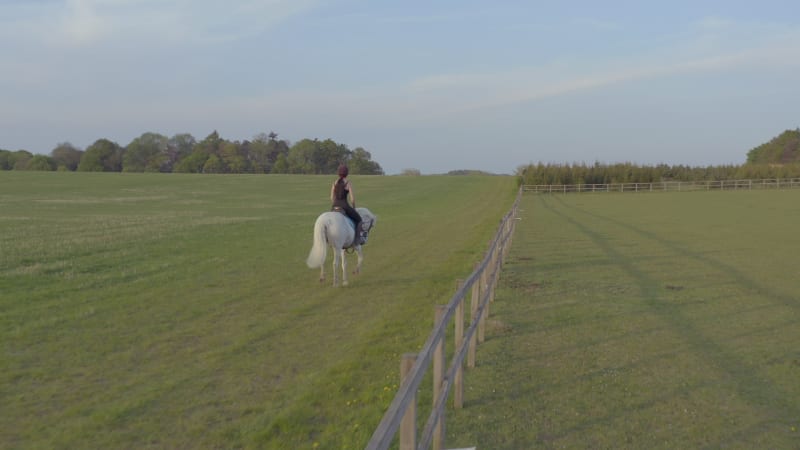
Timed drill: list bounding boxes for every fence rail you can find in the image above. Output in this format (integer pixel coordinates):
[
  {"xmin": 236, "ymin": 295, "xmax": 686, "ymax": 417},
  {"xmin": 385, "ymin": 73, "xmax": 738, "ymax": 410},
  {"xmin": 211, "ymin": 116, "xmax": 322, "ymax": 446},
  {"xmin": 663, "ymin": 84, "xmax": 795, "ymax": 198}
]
[
  {"xmin": 522, "ymin": 178, "xmax": 800, "ymax": 194},
  {"xmin": 365, "ymin": 188, "xmax": 522, "ymax": 450}
]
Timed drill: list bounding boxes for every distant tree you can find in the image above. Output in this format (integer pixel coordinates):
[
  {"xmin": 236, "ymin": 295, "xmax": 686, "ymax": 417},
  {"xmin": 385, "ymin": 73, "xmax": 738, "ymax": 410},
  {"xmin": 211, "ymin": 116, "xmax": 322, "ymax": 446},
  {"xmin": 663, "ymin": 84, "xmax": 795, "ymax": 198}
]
[
  {"xmin": 78, "ymin": 139, "xmax": 123, "ymax": 172},
  {"xmin": 180, "ymin": 131, "xmax": 228, "ymax": 173},
  {"xmin": 0, "ymin": 150, "xmax": 13, "ymax": 170},
  {"xmin": 272, "ymin": 153, "xmax": 289, "ymax": 173},
  {"xmin": 194, "ymin": 131, "xmax": 224, "ymax": 156},
  {"xmin": 220, "ymin": 141, "xmax": 247, "ymax": 173},
  {"xmin": 27, "ymin": 155, "xmax": 56, "ymax": 171},
  {"xmin": 12, "ymin": 150, "xmax": 33, "ymax": 170},
  {"xmin": 401, "ymin": 168, "xmax": 422, "ymax": 176},
  {"xmin": 174, "ymin": 151, "xmax": 208, "ymax": 173},
  {"xmin": 248, "ymin": 135, "xmax": 271, "ymax": 173},
  {"xmin": 747, "ymin": 129, "xmax": 800, "ymax": 164},
  {"xmin": 6, "ymin": 130, "xmax": 386, "ymax": 176},
  {"xmin": 286, "ymin": 139, "xmax": 317, "ymax": 173},
  {"xmin": 286, "ymin": 138, "xmax": 354, "ymax": 174},
  {"xmin": 316, "ymin": 139, "xmax": 349, "ymax": 174},
  {"xmin": 202, "ymin": 154, "xmax": 225, "ymax": 173},
  {"xmin": 167, "ymin": 133, "xmax": 196, "ymax": 171},
  {"xmin": 50, "ymin": 142, "xmax": 83, "ymax": 171},
  {"xmin": 515, "ymin": 161, "xmax": 793, "ymax": 186},
  {"xmin": 349, "ymin": 147, "xmax": 384, "ymax": 175},
  {"xmin": 250, "ymin": 132, "xmax": 290, "ymax": 173},
  {"xmin": 123, "ymin": 132, "xmax": 169, "ymax": 172},
  {"xmin": 268, "ymin": 138, "xmax": 290, "ymax": 171}
]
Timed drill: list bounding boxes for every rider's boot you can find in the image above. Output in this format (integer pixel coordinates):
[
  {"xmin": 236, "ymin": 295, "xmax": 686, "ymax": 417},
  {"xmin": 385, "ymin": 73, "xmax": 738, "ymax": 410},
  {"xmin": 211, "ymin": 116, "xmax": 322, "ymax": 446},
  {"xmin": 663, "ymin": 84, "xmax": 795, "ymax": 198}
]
[{"xmin": 358, "ymin": 223, "xmax": 368, "ymax": 245}]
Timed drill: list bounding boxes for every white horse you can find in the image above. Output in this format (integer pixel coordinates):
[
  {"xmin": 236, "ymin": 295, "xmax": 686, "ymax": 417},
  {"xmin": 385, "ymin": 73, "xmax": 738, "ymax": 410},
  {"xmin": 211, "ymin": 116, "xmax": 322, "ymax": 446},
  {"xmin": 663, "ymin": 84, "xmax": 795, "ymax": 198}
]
[{"xmin": 306, "ymin": 207, "xmax": 376, "ymax": 286}]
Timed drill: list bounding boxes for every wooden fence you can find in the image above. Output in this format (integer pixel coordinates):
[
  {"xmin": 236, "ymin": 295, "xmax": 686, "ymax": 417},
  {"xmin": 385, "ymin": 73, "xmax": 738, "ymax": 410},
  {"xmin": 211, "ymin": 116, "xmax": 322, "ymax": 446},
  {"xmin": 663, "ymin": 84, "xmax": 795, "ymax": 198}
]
[
  {"xmin": 523, "ymin": 178, "xmax": 800, "ymax": 194},
  {"xmin": 365, "ymin": 188, "xmax": 522, "ymax": 450}
]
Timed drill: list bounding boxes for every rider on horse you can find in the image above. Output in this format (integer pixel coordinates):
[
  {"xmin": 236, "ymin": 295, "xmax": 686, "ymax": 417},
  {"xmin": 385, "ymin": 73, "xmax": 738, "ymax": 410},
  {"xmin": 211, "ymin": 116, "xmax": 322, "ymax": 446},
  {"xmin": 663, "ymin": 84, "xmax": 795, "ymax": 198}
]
[{"xmin": 331, "ymin": 164, "xmax": 368, "ymax": 245}]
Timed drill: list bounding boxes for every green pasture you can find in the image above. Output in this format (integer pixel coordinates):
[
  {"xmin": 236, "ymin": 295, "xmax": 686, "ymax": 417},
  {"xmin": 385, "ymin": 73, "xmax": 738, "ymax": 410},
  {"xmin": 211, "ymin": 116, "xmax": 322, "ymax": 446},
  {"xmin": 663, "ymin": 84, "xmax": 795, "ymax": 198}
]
[
  {"xmin": 0, "ymin": 171, "xmax": 517, "ymax": 448},
  {"xmin": 448, "ymin": 190, "xmax": 800, "ymax": 448}
]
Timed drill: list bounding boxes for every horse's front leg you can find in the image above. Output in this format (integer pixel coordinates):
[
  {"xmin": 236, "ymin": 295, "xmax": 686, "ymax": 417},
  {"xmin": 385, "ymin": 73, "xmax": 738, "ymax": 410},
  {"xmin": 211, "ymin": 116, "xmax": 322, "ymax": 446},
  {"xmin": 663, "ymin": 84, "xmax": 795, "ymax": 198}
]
[
  {"xmin": 340, "ymin": 248, "xmax": 349, "ymax": 286},
  {"xmin": 353, "ymin": 246, "xmax": 363, "ymax": 275}
]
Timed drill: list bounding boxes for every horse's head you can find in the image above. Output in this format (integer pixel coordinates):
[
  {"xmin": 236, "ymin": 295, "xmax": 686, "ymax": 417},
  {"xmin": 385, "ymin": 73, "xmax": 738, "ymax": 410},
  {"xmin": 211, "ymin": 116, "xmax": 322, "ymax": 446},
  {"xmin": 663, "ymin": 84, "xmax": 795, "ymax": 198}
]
[{"xmin": 357, "ymin": 207, "xmax": 377, "ymax": 232}]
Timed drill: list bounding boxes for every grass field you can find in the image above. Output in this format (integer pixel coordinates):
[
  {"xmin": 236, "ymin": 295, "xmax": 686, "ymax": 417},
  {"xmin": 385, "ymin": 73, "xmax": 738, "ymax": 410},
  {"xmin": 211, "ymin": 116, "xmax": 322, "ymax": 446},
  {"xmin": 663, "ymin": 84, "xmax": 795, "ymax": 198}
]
[
  {"xmin": 447, "ymin": 190, "xmax": 800, "ymax": 449},
  {"xmin": 0, "ymin": 171, "xmax": 517, "ymax": 448}
]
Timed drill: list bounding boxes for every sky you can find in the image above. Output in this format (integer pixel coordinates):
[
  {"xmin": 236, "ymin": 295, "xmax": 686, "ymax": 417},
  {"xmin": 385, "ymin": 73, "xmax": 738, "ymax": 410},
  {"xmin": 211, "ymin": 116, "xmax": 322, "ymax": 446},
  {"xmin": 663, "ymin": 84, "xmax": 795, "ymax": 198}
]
[{"xmin": 1, "ymin": 1, "xmax": 799, "ymax": 174}]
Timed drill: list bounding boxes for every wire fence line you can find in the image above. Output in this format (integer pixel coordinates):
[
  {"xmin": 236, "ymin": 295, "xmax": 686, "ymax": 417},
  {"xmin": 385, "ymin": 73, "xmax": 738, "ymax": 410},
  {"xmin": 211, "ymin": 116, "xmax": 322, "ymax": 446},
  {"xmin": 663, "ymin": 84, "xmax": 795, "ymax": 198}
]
[
  {"xmin": 365, "ymin": 188, "xmax": 522, "ymax": 450},
  {"xmin": 522, "ymin": 178, "xmax": 800, "ymax": 194}
]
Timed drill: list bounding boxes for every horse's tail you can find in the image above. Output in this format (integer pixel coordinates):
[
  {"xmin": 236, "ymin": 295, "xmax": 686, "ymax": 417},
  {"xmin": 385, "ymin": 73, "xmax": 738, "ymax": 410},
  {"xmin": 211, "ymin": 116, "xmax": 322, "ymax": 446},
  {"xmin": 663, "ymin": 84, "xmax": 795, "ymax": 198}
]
[{"xmin": 306, "ymin": 216, "xmax": 328, "ymax": 268}]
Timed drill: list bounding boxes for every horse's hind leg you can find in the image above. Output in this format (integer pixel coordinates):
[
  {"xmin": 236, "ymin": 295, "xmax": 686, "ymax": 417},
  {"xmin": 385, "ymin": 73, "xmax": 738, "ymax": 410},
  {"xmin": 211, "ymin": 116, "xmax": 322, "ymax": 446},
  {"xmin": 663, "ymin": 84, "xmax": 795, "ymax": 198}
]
[
  {"xmin": 340, "ymin": 249, "xmax": 349, "ymax": 286},
  {"xmin": 332, "ymin": 247, "xmax": 340, "ymax": 287}
]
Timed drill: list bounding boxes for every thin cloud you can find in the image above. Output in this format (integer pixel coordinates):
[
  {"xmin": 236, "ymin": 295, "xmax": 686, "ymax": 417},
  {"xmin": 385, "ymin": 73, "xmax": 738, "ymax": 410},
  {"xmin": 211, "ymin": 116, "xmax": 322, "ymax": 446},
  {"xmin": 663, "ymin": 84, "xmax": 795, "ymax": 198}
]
[
  {"xmin": 0, "ymin": 0, "xmax": 321, "ymax": 47},
  {"xmin": 203, "ymin": 30, "xmax": 800, "ymax": 132},
  {"xmin": 401, "ymin": 23, "xmax": 800, "ymax": 118},
  {"xmin": 570, "ymin": 17, "xmax": 621, "ymax": 32}
]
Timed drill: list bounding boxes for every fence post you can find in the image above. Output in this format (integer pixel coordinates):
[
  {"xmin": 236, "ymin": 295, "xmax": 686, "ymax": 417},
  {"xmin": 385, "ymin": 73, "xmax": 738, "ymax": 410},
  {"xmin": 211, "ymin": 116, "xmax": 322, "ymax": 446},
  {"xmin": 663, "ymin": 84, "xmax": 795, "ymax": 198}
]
[
  {"xmin": 433, "ymin": 305, "xmax": 446, "ymax": 450},
  {"xmin": 454, "ymin": 280, "xmax": 465, "ymax": 409},
  {"xmin": 478, "ymin": 268, "xmax": 488, "ymax": 343},
  {"xmin": 400, "ymin": 354, "xmax": 417, "ymax": 450},
  {"xmin": 468, "ymin": 265, "xmax": 480, "ymax": 368},
  {"xmin": 493, "ymin": 242, "xmax": 502, "ymax": 300}
]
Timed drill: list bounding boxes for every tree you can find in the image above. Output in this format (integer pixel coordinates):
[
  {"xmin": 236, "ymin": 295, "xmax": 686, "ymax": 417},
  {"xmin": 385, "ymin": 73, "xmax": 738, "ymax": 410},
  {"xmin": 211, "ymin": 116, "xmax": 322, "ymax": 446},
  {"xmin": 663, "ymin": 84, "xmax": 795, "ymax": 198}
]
[
  {"xmin": 78, "ymin": 139, "xmax": 123, "ymax": 172},
  {"xmin": 174, "ymin": 152, "xmax": 208, "ymax": 173},
  {"xmin": 348, "ymin": 147, "xmax": 384, "ymax": 175},
  {"xmin": 27, "ymin": 155, "xmax": 56, "ymax": 171},
  {"xmin": 272, "ymin": 153, "xmax": 289, "ymax": 173},
  {"xmin": 747, "ymin": 129, "xmax": 800, "ymax": 164},
  {"xmin": 123, "ymin": 132, "xmax": 169, "ymax": 172},
  {"xmin": 316, "ymin": 139, "xmax": 349, "ymax": 174},
  {"xmin": 286, "ymin": 139, "xmax": 317, "ymax": 173},
  {"xmin": 0, "ymin": 150, "xmax": 12, "ymax": 170},
  {"xmin": 267, "ymin": 137, "xmax": 290, "ymax": 172},
  {"xmin": 50, "ymin": 142, "xmax": 83, "ymax": 171},
  {"xmin": 194, "ymin": 131, "xmax": 224, "ymax": 157},
  {"xmin": 250, "ymin": 133, "xmax": 290, "ymax": 173},
  {"xmin": 286, "ymin": 138, "xmax": 352, "ymax": 174},
  {"xmin": 203, "ymin": 154, "xmax": 225, "ymax": 173},
  {"xmin": 167, "ymin": 133, "xmax": 196, "ymax": 172},
  {"xmin": 12, "ymin": 150, "xmax": 33, "ymax": 170},
  {"xmin": 180, "ymin": 131, "xmax": 227, "ymax": 173},
  {"xmin": 220, "ymin": 141, "xmax": 247, "ymax": 173},
  {"xmin": 5, "ymin": 130, "xmax": 386, "ymax": 175},
  {"xmin": 248, "ymin": 137, "xmax": 271, "ymax": 173}
]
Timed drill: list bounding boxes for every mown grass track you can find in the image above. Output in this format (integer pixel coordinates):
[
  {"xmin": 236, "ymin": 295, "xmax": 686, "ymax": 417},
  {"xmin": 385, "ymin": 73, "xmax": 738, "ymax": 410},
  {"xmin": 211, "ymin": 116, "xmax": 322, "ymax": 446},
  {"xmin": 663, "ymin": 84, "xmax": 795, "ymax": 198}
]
[
  {"xmin": 0, "ymin": 171, "xmax": 517, "ymax": 448},
  {"xmin": 447, "ymin": 190, "xmax": 800, "ymax": 449}
]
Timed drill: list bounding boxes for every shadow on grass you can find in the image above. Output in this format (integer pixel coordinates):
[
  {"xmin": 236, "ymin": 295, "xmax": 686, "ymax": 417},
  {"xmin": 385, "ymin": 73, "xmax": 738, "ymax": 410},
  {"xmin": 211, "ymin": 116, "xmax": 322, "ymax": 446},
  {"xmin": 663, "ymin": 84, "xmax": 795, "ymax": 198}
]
[{"xmin": 540, "ymin": 195, "xmax": 800, "ymax": 434}]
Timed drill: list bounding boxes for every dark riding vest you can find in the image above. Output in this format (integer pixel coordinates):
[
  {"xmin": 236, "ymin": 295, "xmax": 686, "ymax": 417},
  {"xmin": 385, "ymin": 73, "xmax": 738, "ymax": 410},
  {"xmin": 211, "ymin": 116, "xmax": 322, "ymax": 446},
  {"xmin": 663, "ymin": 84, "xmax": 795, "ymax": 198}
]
[{"xmin": 332, "ymin": 178, "xmax": 349, "ymax": 208}]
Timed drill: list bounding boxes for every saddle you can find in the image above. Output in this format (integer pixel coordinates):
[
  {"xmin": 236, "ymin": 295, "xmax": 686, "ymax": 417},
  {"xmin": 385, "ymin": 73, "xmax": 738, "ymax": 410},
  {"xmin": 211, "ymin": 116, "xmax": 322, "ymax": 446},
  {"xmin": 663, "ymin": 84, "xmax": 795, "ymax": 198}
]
[{"xmin": 331, "ymin": 206, "xmax": 370, "ymax": 246}]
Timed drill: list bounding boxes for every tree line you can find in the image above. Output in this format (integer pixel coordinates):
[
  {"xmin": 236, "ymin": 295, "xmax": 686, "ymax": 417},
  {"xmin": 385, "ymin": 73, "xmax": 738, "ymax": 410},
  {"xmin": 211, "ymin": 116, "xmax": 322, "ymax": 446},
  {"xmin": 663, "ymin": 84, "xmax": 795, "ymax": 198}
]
[
  {"xmin": 0, "ymin": 131, "xmax": 384, "ymax": 175},
  {"xmin": 519, "ymin": 129, "xmax": 800, "ymax": 185},
  {"xmin": 517, "ymin": 162, "xmax": 800, "ymax": 186}
]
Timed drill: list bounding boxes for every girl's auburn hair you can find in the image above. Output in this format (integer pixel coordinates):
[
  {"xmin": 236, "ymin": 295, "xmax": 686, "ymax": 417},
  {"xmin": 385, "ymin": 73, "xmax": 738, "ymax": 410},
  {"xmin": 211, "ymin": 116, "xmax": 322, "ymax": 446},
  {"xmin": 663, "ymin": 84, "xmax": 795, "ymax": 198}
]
[{"xmin": 337, "ymin": 164, "xmax": 349, "ymax": 177}]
